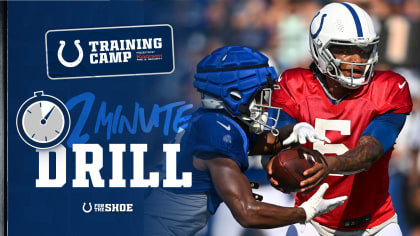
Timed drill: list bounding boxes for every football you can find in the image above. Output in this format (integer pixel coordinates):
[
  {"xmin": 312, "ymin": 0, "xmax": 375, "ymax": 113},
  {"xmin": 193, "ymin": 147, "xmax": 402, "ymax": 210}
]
[{"xmin": 270, "ymin": 147, "xmax": 324, "ymax": 192}]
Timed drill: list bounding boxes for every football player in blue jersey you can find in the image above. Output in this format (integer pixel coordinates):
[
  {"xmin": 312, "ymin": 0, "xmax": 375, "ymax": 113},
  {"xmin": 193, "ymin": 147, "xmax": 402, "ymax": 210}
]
[{"xmin": 143, "ymin": 46, "xmax": 347, "ymax": 236}]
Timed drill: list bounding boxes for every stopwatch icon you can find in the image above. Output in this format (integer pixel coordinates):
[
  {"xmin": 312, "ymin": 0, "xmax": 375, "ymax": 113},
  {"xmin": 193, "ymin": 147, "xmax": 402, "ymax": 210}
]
[{"xmin": 16, "ymin": 91, "xmax": 71, "ymax": 149}]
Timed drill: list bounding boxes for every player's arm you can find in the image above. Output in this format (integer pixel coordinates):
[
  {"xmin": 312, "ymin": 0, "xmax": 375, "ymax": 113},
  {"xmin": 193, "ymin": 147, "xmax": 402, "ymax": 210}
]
[
  {"xmin": 248, "ymin": 124, "xmax": 294, "ymax": 155},
  {"xmin": 328, "ymin": 135, "xmax": 383, "ymax": 173},
  {"xmin": 250, "ymin": 110, "xmax": 329, "ymax": 155},
  {"xmin": 249, "ymin": 109, "xmax": 296, "ymax": 155},
  {"xmin": 197, "ymin": 156, "xmax": 346, "ymax": 228},
  {"xmin": 300, "ymin": 112, "xmax": 407, "ymax": 192},
  {"xmin": 333, "ymin": 112, "xmax": 407, "ymax": 172}
]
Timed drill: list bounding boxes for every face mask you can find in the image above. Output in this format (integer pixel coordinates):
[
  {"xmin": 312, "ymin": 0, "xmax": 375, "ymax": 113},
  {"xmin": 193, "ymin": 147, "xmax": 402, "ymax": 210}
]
[
  {"xmin": 242, "ymin": 98, "xmax": 275, "ymax": 135},
  {"xmin": 248, "ymin": 111, "xmax": 268, "ymax": 134}
]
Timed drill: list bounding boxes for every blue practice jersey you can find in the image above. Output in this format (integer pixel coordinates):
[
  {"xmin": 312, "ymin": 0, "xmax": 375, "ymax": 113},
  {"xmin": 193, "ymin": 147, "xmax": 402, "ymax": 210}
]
[{"xmin": 166, "ymin": 108, "xmax": 251, "ymax": 213}]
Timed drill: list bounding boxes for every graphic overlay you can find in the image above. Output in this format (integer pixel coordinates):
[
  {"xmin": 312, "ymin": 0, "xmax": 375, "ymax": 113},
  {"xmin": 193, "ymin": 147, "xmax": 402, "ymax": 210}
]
[
  {"xmin": 8, "ymin": 3, "xmax": 185, "ymax": 236},
  {"xmin": 45, "ymin": 24, "xmax": 175, "ymax": 79},
  {"xmin": 16, "ymin": 91, "xmax": 71, "ymax": 149},
  {"xmin": 82, "ymin": 202, "xmax": 134, "ymax": 214}
]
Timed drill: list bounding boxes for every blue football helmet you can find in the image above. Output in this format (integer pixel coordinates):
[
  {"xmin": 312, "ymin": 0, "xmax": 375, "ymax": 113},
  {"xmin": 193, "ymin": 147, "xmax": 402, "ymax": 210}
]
[{"xmin": 194, "ymin": 46, "xmax": 281, "ymax": 135}]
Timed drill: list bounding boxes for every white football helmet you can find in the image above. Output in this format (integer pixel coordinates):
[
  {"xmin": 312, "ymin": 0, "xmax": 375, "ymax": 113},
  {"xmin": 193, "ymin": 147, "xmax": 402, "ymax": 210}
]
[{"xmin": 309, "ymin": 2, "xmax": 379, "ymax": 89}]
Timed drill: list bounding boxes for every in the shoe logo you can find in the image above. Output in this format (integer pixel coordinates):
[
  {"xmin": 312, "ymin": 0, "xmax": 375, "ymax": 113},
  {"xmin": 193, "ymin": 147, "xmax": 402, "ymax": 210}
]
[
  {"xmin": 82, "ymin": 202, "xmax": 134, "ymax": 213},
  {"xmin": 45, "ymin": 24, "xmax": 174, "ymax": 80}
]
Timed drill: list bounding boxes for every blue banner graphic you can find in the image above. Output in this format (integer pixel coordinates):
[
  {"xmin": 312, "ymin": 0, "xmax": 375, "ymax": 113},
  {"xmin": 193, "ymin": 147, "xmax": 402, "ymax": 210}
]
[{"xmin": 45, "ymin": 25, "xmax": 174, "ymax": 79}]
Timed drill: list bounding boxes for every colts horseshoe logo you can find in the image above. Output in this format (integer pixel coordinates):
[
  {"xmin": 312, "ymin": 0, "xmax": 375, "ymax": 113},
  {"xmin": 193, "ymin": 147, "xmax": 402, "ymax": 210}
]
[
  {"xmin": 310, "ymin": 12, "xmax": 327, "ymax": 39},
  {"xmin": 82, "ymin": 202, "xmax": 93, "ymax": 214},
  {"xmin": 57, "ymin": 40, "xmax": 83, "ymax": 68}
]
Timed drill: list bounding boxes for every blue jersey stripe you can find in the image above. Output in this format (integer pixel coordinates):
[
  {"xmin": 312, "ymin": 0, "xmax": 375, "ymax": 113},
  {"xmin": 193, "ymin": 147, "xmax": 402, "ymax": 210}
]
[{"xmin": 340, "ymin": 2, "xmax": 363, "ymax": 37}]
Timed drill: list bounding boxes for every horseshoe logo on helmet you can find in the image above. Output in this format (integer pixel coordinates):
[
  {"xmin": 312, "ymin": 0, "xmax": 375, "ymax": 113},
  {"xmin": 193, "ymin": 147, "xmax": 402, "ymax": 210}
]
[
  {"xmin": 82, "ymin": 202, "xmax": 93, "ymax": 214},
  {"xmin": 57, "ymin": 40, "xmax": 83, "ymax": 68},
  {"xmin": 310, "ymin": 12, "xmax": 327, "ymax": 39}
]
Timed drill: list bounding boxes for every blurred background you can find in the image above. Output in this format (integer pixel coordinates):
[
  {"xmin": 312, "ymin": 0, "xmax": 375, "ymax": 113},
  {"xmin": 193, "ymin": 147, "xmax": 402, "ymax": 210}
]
[{"xmin": 151, "ymin": 0, "xmax": 420, "ymax": 235}]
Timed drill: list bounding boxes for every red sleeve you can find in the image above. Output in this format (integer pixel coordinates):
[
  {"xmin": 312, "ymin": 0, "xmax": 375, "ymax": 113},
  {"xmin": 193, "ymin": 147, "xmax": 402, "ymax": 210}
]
[
  {"xmin": 371, "ymin": 71, "xmax": 413, "ymax": 115},
  {"xmin": 271, "ymin": 69, "xmax": 302, "ymax": 120}
]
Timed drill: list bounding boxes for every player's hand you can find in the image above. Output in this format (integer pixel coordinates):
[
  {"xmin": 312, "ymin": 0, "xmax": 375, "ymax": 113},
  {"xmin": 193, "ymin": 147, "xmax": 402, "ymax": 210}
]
[
  {"xmin": 283, "ymin": 122, "xmax": 331, "ymax": 145},
  {"xmin": 265, "ymin": 156, "xmax": 291, "ymax": 193},
  {"xmin": 300, "ymin": 155, "xmax": 337, "ymax": 193},
  {"xmin": 299, "ymin": 183, "xmax": 347, "ymax": 222}
]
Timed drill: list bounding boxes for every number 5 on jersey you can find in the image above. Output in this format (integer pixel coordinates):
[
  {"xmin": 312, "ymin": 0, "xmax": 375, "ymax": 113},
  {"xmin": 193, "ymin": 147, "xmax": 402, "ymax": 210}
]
[{"xmin": 313, "ymin": 118, "xmax": 351, "ymax": 176}]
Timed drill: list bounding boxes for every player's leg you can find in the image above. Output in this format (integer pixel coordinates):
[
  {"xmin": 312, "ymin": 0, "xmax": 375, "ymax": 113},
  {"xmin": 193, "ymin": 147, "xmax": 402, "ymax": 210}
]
[
  {"xmin": 256, "ymin": 184, "xmax": 296, "ymax": 236},
  {"xmin": 209, "ymin": 202, "xmax": 244, "ymax": 236},
  {"xmin": 209, "ymin": 184, "xmax": 295, "ymax": 236},
  {"xmin": 292, "ymin": 221, "xmax": 320, "ymax": 236},
  {"xmin": 373, "ymin": 222, "xmax": 402, "ymax": 236},
  {"xmin": 144, "ymin": 188, "xmax": 210, "ymax": 236},
  {"xmin": 144, "ymin": 214, "xmax": 175, "ymax": 236}
]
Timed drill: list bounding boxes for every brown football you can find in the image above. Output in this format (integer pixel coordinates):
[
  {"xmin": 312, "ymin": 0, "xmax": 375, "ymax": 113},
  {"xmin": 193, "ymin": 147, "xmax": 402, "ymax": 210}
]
[{"xmin": 270, "ymin": 147, "xmax": 323, "ymax": 192}]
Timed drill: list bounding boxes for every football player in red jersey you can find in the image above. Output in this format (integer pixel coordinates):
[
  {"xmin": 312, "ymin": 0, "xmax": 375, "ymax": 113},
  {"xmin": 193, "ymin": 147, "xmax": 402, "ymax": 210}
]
[{"xmin": 265, "ymin": 2, "xmax": 413, "ymax": 235}]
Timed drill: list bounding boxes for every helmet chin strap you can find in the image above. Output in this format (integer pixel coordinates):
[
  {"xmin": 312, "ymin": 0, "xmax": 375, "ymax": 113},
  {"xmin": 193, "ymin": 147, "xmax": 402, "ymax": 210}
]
[
  {"xmin": 240, "ymin": 99, "xmax": 264, "ymax": 133},
  {"xmin": 240, "ymin": 111, "xmax": 267, "ymax": 134},
  {"xmin": 239, "ymin": 112, "xmax": 280, "ymax": 136},
  {"xmin": 332, "ymin": 71, "xmax": 361, "ymax": 89},
  {"xmin": 201, "ymin": 93, "xmax": 225, "ymax": 109}
]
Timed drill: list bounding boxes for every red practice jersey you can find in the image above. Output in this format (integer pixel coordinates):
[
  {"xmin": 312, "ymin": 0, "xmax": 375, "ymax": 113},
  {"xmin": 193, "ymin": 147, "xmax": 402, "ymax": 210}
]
[{"xmin": 272, "ymin": 68, "xmax": 413, "ymax": 230}]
